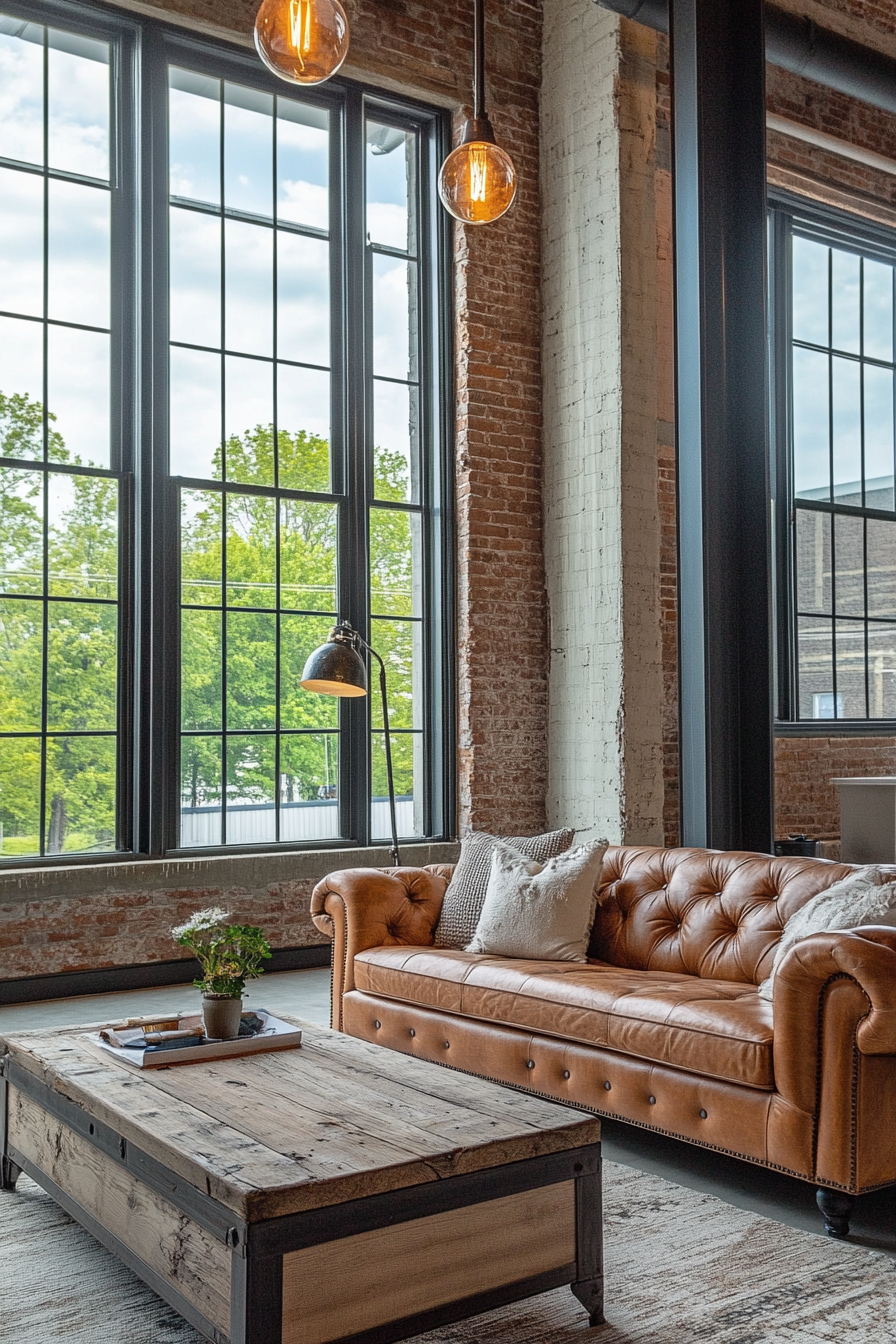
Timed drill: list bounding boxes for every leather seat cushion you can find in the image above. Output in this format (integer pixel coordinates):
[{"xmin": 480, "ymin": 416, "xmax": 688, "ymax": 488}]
[{"xmin": 353, "ymin": 948, "xmax": 776, "ymax": 1089}]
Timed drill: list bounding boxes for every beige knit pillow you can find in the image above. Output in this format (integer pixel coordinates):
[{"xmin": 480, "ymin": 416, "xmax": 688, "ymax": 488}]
[{"xmin": 466, "ymin": 838, "xmax": 609, "ymax": 962}]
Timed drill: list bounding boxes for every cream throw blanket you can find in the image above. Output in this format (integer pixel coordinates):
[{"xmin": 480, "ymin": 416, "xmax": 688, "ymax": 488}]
[{"xmin": 759, "ymin": 865, "xmax": 896, "ymax": 1001}]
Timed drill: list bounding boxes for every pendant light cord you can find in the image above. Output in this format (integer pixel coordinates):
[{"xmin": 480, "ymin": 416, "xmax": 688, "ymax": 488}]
[{"xmin": 473, "ymin": 0, "xmax": 485, "ymax": 119}]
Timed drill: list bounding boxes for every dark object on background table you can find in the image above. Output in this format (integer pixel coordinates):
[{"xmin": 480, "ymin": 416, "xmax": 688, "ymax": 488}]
[{"xmin": 774, "ymin": 834, "xmax": 818, "ymax": 857}]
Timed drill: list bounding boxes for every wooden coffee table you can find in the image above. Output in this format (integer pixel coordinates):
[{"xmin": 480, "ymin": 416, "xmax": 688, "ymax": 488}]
[{"xmin": 0, "ymin": 1017, "xmax": 603, "ymax": 1344}]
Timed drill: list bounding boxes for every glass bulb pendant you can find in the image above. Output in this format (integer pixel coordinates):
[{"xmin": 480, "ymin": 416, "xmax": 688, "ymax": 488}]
[
  {"xmin": 254, "ymin": 0, "xmax": 349, "ymax": 85},
  {"xmin": 438, "ymin": 121, "xmax": 517, "ymax": 225}
]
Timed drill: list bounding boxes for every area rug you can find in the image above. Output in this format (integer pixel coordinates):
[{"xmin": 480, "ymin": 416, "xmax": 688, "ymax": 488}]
[{"xmin": 2, "ymin": 1161, "xmax": 895, "ymax": 1343}]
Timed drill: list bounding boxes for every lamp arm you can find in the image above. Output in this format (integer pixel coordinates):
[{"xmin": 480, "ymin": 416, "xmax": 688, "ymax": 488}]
[{"xmin": 354, "ymin": 634, "xmax": 401, "ymax": 868}]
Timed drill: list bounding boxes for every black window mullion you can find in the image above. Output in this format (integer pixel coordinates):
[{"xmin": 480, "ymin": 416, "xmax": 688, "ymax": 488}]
[
  {"xmin": 773, "ymin": 209, "xmax": 795, "ymax": 722},
  {"xmin": 144, "ymin": 23, "xmax": 176, "ymax": 858},
  {"xmin": 111, "ymin": 24, "xmax": 138, "ymax": 856},
  {"xmin": 863, "ymin": 516, "xmax": 871, "ymax": 718},
  {"xmin": 38, "ymin": 25, "xmax": 49, "ymax": 857},
  {"xmin": 340, "ymin": 86, "xmax": 370, "ymax": 848}
]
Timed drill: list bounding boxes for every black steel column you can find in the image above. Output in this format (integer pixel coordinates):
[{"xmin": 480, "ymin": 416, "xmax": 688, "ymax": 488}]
[{"xmin": 671, "ymin": 0, "xmax": 774, "ymax": 851}]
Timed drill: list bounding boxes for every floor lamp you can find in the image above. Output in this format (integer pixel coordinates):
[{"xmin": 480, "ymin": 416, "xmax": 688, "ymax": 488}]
[{"xmin": 300, "ymin": 622, "xmax": 401, "ymax": 866}]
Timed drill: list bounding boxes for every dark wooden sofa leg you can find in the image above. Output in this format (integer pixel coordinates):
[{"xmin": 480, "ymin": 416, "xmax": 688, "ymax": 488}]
[{"xmin": 816, "ymin": 1188, "xmax": 855, "ymax": 1239}]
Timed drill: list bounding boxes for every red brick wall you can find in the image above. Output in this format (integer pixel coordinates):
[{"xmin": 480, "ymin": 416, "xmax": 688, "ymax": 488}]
[
  {"xmin": 774, "ymin": 737, "xmax": 896, "ymax": 846},
  {"xmin": 0, "ymin": 880, "xmax": 319, "ymax": 980}
]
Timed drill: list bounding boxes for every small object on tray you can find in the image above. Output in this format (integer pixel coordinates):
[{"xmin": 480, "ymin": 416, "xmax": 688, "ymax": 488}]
[{"xmin": 92, "ymin": 1010, "xmax": 302, "ymax": 1067}]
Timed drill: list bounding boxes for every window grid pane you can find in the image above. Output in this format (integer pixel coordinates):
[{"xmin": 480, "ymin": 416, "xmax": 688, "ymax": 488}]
[
  {"xmin": 791, "ymin": 225, "xmax": 896, "ymax": 722},
  {"xmin": 0, "ymin": 14, "xmax": 120, "ymax": 858}
]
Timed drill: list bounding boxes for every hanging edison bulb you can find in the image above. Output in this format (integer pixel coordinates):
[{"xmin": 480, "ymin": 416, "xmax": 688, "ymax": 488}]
[
  {"xmin": 439, "ymin": 0, "xmax": 516, "ymax": 225},
  {"xmin": 438, "ymin": 119, "xmax": 516, "ymax": 225},
  {"xmin": 254, "ymin": 0, "xmax": 349, "ymax": 86}
]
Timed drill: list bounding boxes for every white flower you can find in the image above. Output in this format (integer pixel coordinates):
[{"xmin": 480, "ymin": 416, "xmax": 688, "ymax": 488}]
[{"xmin": 171, "ymin": 907, "xmax": 231, "ymax": 939}]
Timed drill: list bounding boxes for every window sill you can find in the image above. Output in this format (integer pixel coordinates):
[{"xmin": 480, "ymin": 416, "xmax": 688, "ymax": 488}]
[
  {"xmin": 0, "ymin": 840, "xmax": 461, "ymax": 904},
  {"xmin": 775, "ymin": 721, "xmax": 896, "ymax": 738}
]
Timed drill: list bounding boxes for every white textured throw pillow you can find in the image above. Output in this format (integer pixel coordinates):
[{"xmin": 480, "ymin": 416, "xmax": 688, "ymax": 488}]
[
  {"xmin": 466, "ymin": 838, "xmax": 609, "ymax": 962},
  {"xmin": 433, "ymin": 828, "xmax": 576, "ymax": 949},
  {"xmin": 758, "ymin": 865, "xmax": 896, "ymax": 1001}
]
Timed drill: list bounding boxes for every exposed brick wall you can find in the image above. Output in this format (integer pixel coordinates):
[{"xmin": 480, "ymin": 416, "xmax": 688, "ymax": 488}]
[
  {"xmin": 454, "ymin": 7, "xmax": 547, "ymax": 834},
  {"xmin": 654, "ymin": 35, "xmax": 678, "ymax": 847},
  {"xmin": 0, "ymin": 881, "xmax": 318, "ymax": 980},
  {"xmin": 774, "ymin": 737, "xmax": 896, "ymax": 844}
]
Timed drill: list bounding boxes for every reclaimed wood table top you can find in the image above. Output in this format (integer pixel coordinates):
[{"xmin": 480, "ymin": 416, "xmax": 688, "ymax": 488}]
[{"xmin": 0, "ymin": 1016, "xmax": 601, "ymax": 1223}]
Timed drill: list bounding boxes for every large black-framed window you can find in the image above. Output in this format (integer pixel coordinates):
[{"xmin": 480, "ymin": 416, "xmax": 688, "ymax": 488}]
[
  {"xmin": 771, "ymin": 197, "xmax": 896, "ymax": 732},
  {"xmin": 0, "ymin": 0, "xmax": 454, "ymax": 864}
]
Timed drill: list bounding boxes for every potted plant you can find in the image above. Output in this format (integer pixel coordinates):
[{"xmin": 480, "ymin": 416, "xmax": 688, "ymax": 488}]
[{"xmin": 172, "ymin": 908, "xmax": 272, "ymax": 1040}]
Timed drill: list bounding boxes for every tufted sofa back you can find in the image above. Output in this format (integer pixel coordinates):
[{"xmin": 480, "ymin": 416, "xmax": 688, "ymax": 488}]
[{"xmin": 588, "ymin": 845, "xmax": 896, "ymax": 986}]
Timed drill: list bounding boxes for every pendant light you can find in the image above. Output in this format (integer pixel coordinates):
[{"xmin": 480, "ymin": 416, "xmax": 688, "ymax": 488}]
[
  {"xmin": 254, "ymin": 0, "xmax": 349, "ymax": 86},
  {"xmin": 438, "ymin": 0, "xmax": 517, "ymax": 225}
]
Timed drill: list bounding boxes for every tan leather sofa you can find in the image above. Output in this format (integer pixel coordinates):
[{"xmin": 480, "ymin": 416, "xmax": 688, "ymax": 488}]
[{"xmin": 311, "ymin": 844, "xmax": 896, "ymax": 1238}]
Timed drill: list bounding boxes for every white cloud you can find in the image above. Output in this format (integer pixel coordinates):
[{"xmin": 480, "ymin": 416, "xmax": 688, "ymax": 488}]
[
  {"xmin": 367, "ymin": 201, "xmax": 407, "ymax": 251},
  {"xmin": 278, "ymin": 179, "xmax": 328, "ymax": 232}
]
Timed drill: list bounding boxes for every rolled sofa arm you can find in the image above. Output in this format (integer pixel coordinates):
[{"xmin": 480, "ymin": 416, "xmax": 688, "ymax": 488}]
[
  {"xmin": 310, "ymin": 866, "xmax": 451, "ymax": 1030},
  {"xmin": 773, "ymin": 927, "xmax": 896, "ymax": 1116}
]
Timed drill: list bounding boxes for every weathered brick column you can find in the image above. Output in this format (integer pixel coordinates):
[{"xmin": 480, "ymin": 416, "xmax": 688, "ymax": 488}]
[{"xmin": 541, "ymin": 2, "xmax": 665, "ymax": 844}]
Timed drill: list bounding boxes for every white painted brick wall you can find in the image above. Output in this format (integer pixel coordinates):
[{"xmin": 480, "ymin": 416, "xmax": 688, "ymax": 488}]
[{"xmin": 541, "ymin": 4, "xmax": 665, "ymax": 844}]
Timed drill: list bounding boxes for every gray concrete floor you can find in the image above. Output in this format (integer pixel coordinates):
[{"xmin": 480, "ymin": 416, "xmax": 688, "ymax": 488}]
[
  {"xmin": 0, "ymin": 966, "xmax": 332, "ymax": 1033},
  {"xmin": 3, "ymin": 966, "xmax": 895, "ymax": 1254}
]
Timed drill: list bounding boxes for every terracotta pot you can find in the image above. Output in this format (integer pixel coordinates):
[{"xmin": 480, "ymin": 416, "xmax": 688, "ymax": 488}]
[{"xmin": 202, "ymin": 995, "xmax": 243, "ymax": 1040}]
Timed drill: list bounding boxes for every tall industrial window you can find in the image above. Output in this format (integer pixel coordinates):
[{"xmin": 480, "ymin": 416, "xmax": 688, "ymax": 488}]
[
  {"xmin": 773, "ymin": 203, "xmax": 896, "ymax": 726},
  {"xmin": 0, "ymin": 3, "xmax": 452, "ymax": 862},
  {"xmin": 0, "ymin": 17, "xmax": 125, "ymax": 857}
]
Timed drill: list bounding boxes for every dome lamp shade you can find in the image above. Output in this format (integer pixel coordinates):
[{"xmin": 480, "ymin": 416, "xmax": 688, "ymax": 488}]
[{"xmin": 300, "ymin": 626, "xmax": 368, "ymax": 697}]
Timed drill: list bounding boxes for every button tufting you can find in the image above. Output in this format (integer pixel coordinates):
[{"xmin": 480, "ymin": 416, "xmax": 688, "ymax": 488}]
[
  {"xmin": 409, "ymin": 1028, "xmax": 416, "ymax": 1038},
  {"xmin": 699, "ymin": 1109, "xmax": 708, "ymax": 1119},
  {"xmin": 648, "ymin": 1095, "xmax": 656, "ymax": 1105}
]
